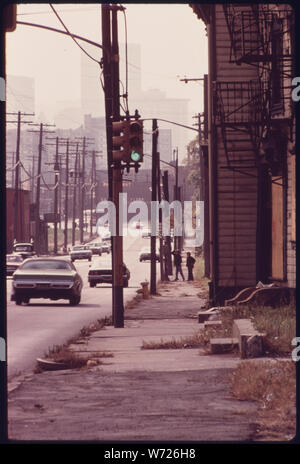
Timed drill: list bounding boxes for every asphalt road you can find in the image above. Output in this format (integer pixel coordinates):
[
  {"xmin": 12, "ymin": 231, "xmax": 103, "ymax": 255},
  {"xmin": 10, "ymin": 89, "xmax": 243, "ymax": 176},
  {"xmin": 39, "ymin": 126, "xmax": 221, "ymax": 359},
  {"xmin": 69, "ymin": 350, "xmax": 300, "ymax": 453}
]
[{"xmin": 6, "ymin": 233, "xmax": 159, "ymax": 380}]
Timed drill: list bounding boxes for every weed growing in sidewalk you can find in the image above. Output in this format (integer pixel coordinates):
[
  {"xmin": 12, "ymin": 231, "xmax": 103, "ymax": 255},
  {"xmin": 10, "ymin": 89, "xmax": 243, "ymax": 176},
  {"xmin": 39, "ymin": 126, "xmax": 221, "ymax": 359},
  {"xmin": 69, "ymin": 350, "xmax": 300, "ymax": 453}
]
[
  {"xmin": 142, "ymin": 331, "xmax": 209, "ymax": 350},
  {"xmin": 35, "ymin": 317, "xmax": 113, "ymax": 372},
  {"xmin": 229, "ymin": 360, "xmax": 296, "ymax": 441}
]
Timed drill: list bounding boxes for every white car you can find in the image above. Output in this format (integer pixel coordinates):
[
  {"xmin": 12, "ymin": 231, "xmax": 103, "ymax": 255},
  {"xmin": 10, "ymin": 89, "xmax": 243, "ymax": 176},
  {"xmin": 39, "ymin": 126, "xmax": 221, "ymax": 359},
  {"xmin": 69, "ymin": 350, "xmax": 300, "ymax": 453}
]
[{"xmin": 70, "ymin": 245, "xmax": 92, "ymax": 262}]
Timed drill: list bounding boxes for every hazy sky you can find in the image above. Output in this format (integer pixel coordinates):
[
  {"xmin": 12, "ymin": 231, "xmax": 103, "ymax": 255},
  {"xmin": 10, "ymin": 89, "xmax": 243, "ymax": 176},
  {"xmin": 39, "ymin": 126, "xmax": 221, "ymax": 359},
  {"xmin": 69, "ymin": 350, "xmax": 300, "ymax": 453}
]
[{"xmin": 6, "ymin": 3, "xmax": 208, "ymax": 129}]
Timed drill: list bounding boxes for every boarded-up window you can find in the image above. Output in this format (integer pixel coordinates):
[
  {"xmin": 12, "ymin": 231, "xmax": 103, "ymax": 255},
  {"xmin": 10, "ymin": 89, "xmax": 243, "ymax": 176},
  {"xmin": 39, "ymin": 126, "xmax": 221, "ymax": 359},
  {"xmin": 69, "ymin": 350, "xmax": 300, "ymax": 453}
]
[
  {"xmin": 271, "ymin": 178, "xmax": 284, "ymax": 280},
  {"xmin": 291, "ymin": 155, "xmax": 296, "ymax": 242}
]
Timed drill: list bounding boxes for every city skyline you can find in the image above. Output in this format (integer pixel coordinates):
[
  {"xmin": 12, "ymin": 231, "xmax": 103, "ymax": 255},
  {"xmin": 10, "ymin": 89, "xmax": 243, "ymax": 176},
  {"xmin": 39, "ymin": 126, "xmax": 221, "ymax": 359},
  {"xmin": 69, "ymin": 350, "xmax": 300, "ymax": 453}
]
[{"xmin": 5, "ymin": 4, "xmax": 208, "ymax": 159}]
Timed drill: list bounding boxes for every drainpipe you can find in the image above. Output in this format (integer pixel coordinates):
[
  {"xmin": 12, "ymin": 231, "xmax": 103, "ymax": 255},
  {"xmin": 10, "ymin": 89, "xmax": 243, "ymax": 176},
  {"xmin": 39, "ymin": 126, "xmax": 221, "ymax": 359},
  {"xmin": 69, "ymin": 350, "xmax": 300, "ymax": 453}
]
[{"xmin": 207, "ymin": 7, "xmax": 218, "ymax": 302}]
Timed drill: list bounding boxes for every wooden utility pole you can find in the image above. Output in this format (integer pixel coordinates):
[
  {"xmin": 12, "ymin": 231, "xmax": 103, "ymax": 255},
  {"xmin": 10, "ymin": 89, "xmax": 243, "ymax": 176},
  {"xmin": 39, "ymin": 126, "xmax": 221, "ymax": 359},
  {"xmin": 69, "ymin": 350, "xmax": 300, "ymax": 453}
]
[
  {"xmin": 28, "ymin": 122, "xmax": 55, "ymax": 254},
  {"xmin": 173, "ymin": 147, "xmax": 179, "ymax": 251},
  {"xmin": 79, "ymin": 136, "xmax": 86, "ymax": 243},
  {"xmin": 90, "ymin": 150, "xmax": 96, "ymax": 238},
  {"xmin": 72, "ymin": 143, "xmax": 79, "ymax": 246},
  {"xmin": 162, "ymin": 170, "xmax": 172, "ymax": 277},
  {"xmin": 64, "ymin": 139, "xmax": 69, "ymax": 252},
  {"xmin": 14, "ymin": 111, "xmax": 21, "ymax": 241},
  {"xmin": 111, "ymin": 5, "xmax": 124, "ymax": 327},
  {"xmin": 150, "ymin": 119, "xmax": 158, "ymax": 294},
  {"xmin": 53, "ymin": 137, "xmax": 59, "ymax": 254},
  {"xmin": 157, "ymin": 151, "xmax": 165, "ymax": 281}
]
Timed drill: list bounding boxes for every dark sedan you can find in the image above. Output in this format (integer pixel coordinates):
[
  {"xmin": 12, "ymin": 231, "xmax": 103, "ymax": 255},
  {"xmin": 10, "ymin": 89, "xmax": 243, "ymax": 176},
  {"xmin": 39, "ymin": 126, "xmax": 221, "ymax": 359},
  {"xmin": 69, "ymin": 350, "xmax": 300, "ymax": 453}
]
[
  {"xmin": 11, "ymin": 258, "xmax": 83, "ymax": 306},
  {"xmin": 139, "ymin": 250, "xmax": 160, "ymax": 262},
  {"xmin": 6, "ymin": 254, "xmax": 23, "ymax": 276},
  {"xmin": 88, "ymin": 260, "xmax": 130, "ymax": 288},
  {"xmin": 13, "ymin": 242, "xmax": 36, "ymax": 260}
]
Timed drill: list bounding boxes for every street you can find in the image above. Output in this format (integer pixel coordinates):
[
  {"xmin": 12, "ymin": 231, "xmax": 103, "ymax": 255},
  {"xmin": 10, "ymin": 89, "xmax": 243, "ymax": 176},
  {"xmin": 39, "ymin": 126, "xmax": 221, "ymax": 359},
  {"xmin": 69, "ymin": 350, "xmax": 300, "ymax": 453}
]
[{"xmin": 6, "ymin": 233, "xmax": 159, "ymax": 380}]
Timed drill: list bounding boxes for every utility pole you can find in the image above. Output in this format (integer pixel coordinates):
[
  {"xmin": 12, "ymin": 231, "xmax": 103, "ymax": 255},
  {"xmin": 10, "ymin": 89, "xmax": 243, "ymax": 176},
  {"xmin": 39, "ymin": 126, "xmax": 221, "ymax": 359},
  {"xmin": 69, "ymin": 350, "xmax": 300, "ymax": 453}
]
[
  {"xmin": 90, "ymin": 150, "xmax": 95, "ymax": 238},
  {"xmin": 53, "ymin": 137, "xmax": 59, "ymax": 254},
  {"xmin": 6, "ymin": 111, "xmax": 34, "ymax": 242},
  {"xmin": 72, "ymin": 143, "xmax": 79, "ymax": 246},
  {"xmin": 111, "ymin": 4, "xmax": 124, "ymax": 327},
  {"xmin": 78, "ymin": 137, "xmax": 85, "ymax": 243},
  {"xmin": 28, "ymin": 122, "xmax": 55, "ymax": 255},
  {"xmin": 162, "ymin": 170, "xmax": 172, "ymax": 278},
  {"xmin": 64, "ymin": 139, "xmax": 69, "ymax": 252},
  {"xmin": 150, "ymin": 118, "xmax": 158, "ymax": 294},
  {"xmin": 173, "ymin": 147, "xmax": 179, "ymax": 251},
  {"xmin": 157, "ymin": 151, "xmax": 165, "ymax": 281},
  {"xmin": 75, "ymin": 136, "xmax": 94, "ymax": 243}
]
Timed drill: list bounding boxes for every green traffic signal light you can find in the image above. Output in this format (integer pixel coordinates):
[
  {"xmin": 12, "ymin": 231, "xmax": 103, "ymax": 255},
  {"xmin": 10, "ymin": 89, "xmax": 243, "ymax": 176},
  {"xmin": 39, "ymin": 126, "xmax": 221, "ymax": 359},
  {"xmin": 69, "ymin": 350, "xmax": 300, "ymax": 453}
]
[{"xmin": 130, "ymin": 150, "xmax": 141, "ymax": 162}]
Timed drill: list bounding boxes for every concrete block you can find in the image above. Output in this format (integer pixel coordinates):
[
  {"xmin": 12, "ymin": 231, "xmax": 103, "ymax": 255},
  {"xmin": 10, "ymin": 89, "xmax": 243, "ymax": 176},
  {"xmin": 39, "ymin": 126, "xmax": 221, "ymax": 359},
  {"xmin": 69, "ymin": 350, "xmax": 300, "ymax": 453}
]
[
  {"xmin": 210, "ymin": 337, "xmax": 239, "ymax": 354},
  {"xmin": 233, "ymin": 319, "xmax": 265, "ymax": 359},
  {"xmin": 204, "ymin": 320, "xmax": 223, "ymax": 330}
]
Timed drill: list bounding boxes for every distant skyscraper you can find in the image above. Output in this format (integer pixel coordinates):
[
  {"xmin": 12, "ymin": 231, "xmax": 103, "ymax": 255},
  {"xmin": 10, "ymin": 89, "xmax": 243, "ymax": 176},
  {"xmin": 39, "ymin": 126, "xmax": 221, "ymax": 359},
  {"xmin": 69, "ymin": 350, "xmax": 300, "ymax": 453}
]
[
  {"xmin": 81, "ymin": 43, "xmax": 190, "ymax": 161},
  {"xmin": 81, "ymin": 43, "xmax": 142, "ymax": 117}
]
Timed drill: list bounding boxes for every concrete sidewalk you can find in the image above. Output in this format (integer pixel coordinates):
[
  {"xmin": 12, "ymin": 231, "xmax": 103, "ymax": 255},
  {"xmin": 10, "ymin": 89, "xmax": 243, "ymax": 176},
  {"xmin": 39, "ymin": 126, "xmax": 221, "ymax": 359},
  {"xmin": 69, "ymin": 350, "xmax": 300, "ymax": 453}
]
[{"xmin": 7, "ymin": 280, "xmax": 259, "ymax": 442}]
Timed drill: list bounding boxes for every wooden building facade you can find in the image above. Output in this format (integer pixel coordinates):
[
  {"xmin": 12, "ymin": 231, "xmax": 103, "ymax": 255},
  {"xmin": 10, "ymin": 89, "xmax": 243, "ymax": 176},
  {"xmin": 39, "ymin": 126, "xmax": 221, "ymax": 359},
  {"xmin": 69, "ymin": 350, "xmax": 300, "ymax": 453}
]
[{"xmin": 190, "ymin": 4, "xmax": 296, "ymax": 304}]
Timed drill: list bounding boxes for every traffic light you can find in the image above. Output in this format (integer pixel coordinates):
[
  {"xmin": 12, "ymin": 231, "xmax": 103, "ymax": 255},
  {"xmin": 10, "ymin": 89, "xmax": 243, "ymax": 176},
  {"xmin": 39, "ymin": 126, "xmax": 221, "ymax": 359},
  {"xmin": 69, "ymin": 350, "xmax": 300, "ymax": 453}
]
[
  {"xmin": 128, "ymin": 120, "xmax": 143, "ymax": 163},
  {"xmin": 112, "ymin": 119, "xmax": 143, "ymax": 165},
  {"xmin": 112, "ymin": 121, "xmax": 130, "ymax": 162}
]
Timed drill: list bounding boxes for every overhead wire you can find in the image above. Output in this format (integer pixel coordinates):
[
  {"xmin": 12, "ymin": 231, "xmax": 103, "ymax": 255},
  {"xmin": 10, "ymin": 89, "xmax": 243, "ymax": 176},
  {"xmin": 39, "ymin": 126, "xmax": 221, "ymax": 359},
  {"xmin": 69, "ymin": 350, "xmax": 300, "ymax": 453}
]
[{"xmin": 49, "ymin": 3, "xmax": 101, "ymax": 66}]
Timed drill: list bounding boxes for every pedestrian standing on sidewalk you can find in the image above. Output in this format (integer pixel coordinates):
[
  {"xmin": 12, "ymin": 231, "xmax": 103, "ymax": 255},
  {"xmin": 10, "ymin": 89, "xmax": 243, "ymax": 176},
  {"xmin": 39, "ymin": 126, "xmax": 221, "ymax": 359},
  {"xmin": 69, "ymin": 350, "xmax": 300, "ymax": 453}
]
[
  {"xmin": 186, "ymin": 252, "xmax": 196, "ymax": 281},
  {"xmin": 172, "ymin": 250, "xmax": 185, "ymax": 281}
]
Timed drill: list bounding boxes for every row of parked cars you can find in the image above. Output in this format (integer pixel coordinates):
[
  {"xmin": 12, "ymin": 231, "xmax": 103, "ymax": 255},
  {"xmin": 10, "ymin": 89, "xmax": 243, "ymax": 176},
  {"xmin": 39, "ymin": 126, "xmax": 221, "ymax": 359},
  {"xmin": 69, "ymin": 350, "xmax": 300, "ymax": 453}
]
[{"xmin": 69, "ymin": 241, "xmax": 110, "ymax": 262}]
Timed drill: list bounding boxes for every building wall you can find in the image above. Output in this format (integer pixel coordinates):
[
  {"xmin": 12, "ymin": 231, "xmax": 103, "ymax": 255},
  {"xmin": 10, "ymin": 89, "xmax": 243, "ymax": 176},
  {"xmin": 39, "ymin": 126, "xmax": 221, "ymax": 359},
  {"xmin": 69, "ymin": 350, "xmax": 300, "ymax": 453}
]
[
  {"xmin": 192, "ymin": 3, "xmax": 296, "ymax": 300},
  {"xmin": 214, "ymin": 4, "xmax": 259, "ymax": 289}
]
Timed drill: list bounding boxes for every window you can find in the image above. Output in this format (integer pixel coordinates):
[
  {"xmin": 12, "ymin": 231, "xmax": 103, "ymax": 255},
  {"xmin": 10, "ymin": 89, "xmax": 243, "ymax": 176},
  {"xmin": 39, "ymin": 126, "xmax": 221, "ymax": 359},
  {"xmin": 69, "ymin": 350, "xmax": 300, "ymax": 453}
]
[{"xmin": 21, "ymin": 260, "xmax": 71, "ymax": 270}]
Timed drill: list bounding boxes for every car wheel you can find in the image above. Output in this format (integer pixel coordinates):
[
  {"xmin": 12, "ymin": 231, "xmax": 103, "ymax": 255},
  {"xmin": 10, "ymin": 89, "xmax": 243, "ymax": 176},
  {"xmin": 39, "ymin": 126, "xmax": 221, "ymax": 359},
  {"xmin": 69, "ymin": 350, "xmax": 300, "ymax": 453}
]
[
  {"xmin": 71, "ymin": 259, "xmax": 75, "ymax": 262},
  {"xmin": 69, "ymin": 295, "xmax": 81, "ymax": 306},
  {"xmin": 23, "ymin": 297, "xmax": 30, "ymax": 304},
  {"xmin": 15, "ymin": 296, "xmax": 23, "ymax": 305},
  {"xmin": 88, "ymin": 257, "xmax": 92, "ymax": 262},
  {"xmin": 89, "ymin": 282, "xmax": 96, "ymax": 288}
]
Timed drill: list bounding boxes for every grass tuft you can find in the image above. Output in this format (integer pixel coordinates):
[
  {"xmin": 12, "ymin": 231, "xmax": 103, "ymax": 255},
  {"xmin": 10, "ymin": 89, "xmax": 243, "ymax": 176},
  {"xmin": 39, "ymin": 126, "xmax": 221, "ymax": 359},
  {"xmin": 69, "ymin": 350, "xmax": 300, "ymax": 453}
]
[{"xmin": 229, "ymin": 360, "xmax": 296, "ymax": 440}]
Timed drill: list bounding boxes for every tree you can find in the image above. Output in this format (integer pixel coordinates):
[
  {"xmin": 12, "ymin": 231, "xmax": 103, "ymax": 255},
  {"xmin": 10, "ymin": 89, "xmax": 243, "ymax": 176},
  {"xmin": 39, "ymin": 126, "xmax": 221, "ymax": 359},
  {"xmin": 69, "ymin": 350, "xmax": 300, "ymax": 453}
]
[{"xmin": 183, "ymin": 137, "xmax": 201, "ymax": 201}]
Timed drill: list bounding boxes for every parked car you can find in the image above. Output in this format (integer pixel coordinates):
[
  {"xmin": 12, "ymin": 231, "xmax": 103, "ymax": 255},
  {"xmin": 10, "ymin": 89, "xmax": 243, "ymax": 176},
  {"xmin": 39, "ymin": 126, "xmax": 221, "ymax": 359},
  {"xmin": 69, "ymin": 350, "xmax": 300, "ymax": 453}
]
[
  {"xmin": 88, "ymin": 260, "xmax": 130, "ymax": 288},
  {"xmin": 101, "ymin": 242, "xmax": 110, "ymax": 254},
  {"xmin": 12, "ymin": 242, "xmax": 36, "ymax": 260},
  {"xmin": 139, "ymin": 249, "xmax": 160, "ymax": 262},
  {"xmin": 89, "ymin": 242, "xmax": 102, "ymax": 256},
  {"xmin": 6, "ymin": 254, "xmax": 23, "ymax": 276},
  {"xmin": 70, "ymin": 245, "xmax": 92, "ymax": 262},
  {"xmin": 10, "ymin": 258, "xmax": 83, "ymax": 306}
]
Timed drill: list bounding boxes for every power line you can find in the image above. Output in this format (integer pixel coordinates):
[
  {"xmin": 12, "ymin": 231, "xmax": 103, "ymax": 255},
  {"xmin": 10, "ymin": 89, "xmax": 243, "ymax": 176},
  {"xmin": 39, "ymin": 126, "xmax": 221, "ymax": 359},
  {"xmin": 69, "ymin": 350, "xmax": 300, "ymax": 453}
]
[{"xmin": 49, "ymin": 3, "xmax": 101, "ymax": 65}]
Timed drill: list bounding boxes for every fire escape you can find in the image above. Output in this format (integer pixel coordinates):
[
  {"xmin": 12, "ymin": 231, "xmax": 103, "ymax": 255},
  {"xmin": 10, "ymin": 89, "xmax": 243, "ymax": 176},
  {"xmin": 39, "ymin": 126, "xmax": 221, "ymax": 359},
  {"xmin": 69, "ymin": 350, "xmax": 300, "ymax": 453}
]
[{"xmin": 216, "ymin": 4, "xmax": 294, "ymax": 177}]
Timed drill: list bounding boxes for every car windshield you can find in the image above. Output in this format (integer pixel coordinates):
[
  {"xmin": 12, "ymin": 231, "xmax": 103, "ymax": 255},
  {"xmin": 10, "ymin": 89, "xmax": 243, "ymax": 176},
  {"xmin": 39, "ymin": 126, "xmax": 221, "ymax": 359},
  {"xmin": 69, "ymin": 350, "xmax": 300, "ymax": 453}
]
[
  {"xmin": 7, "ymin": 255, "xmax": 22, "ymax": 262},
  {"xmin": 14, "ymin": 245, "xmax": 32, "ymax": 252},
  {"xmin": 21, "ymin": 260, "xmax": 72, "ymax": 271}
]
